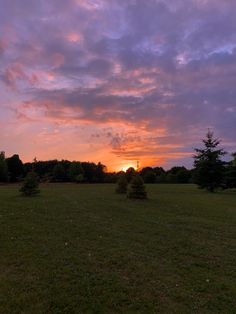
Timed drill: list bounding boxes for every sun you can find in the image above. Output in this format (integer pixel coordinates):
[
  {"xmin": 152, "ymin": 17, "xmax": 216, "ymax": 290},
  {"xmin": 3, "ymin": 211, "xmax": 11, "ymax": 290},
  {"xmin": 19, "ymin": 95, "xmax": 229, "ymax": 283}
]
[{"xmin": 120, "ymin": 161, "xmax": 138, "ymax": 172}]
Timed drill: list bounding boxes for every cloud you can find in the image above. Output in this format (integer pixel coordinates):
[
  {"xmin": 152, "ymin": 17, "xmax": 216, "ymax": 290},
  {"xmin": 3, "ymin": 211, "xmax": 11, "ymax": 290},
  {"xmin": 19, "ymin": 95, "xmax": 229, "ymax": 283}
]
[{"xmin": 0, "ymin": 0, "xmax": 236, "ymax": 168}]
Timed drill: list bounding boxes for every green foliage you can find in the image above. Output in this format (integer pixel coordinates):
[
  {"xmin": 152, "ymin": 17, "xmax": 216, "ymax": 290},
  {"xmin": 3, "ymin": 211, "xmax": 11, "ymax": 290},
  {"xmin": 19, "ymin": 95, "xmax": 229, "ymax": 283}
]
[
  {"xmin": 69, "ymin": 162, "xmax": 84, "ymax": 182},
  {"xmin": 125, "ymin": 167, "xmax": 136, "ymax": 182},
  {"xmin": 19, "ymin": 172, "xmax": 40, "ymax": 196},
  {"xmin": 75, "ymin": 173, "xmax": 84, "ymax": 183},
  {"xmin": 223, "ymin": 153, "xmax": 236, "ymax": 189},
  {"xmin": 232, "ymin": 152, "xmax": 236, "ymax": 167},
  {"xmin": 6, "ymin": 154, "xmax": 24, "ymax": 182},
  {"xmin": 176, "ymin": 168, "xmax": 191, "ymax": 183},
  {"xmin": 165, "ymin": 173, "xmax": 176, "ymax": 183},
  {"xmin": 194, "ymin": 131, "xmax": 226, "ymax": 192},
  {"xmin": 53, "ymin": 164, "xmax": 66, "ymax": 182},
  {"xmin": 140, "ymin": 167, "xmax": 157, "ymax": 183},
  {"xmin": 116, "ymin": 174, "xmax": 128, "ymax": 194},
  {"xmin": 143, "ymin": 170, "xmax": 156, "ymax": 183},
  {"xmin": 156, "ymin": 172, "xmax": 166, "ymax": 183},
  {"xmin": 0, "ymin": 152, "xmax": 8, "ymax": 182},
  {"xmin": 165, "ymin": 167, "xmax": 191, "ymax": 184},
  {"xmin": 127, "ymin": 175, "xmax": 147, "ymax": 199}
]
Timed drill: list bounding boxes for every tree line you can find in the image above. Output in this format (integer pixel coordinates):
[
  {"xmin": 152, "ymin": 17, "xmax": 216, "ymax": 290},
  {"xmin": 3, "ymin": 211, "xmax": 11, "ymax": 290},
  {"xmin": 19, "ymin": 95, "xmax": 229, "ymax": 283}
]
[
  {"xmin": 0, "ymin": 131, "xmax": 236, "ymax": 192},
  {"xmin": 0, "ymin": 154, "xmax": 195, "ymax": 184}
]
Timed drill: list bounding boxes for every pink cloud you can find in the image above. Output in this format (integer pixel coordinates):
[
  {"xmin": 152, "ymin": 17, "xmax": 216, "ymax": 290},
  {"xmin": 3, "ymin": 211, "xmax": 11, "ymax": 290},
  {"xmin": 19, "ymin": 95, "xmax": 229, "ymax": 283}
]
[
  {"xmin": 66, "ymin": 32, "xmax": 83, "ymax": 43},
  {"xmin": 3, "ymin": 63, "xmax": 39, "ymax": 90},
  {"xmin": 52, "ymin": 53, "xmax": 65, "ymax": 68}
]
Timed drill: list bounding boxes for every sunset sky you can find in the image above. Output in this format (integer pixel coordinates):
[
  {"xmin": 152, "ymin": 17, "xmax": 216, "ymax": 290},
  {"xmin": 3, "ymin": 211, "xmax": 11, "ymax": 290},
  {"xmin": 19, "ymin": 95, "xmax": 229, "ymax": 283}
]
[{"xmin": 0, "ymin": 0, "xmax": 236, "ymax": 171}]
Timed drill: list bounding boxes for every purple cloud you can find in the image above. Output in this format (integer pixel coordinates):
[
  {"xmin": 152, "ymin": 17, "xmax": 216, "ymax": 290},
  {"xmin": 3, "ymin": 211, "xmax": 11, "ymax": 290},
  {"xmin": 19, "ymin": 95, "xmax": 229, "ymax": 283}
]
[{"xmin": 0, "ymin": 0, "xmax": 235, "ymax": 168}]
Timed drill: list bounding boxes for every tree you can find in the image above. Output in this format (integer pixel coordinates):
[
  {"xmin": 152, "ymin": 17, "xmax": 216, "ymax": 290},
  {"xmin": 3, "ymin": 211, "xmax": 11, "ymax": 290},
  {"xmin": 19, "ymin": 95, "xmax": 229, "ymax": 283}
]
[
  {"xmin": 69, "ymin": 162, "xmax": 84, "ymax": 182},
  {"xmin": 140, "ymin": 167, "xmax": 156, "ymax": 183},
  {"xmin": 6, "ymin": 154, "xmax": 24, "ymax": 182},
  {"xmin": 94, "ymin": 162, "xmax": 106, "ymax": 183},
  {"xmin": 176, "ymin": 168, "xmax": 191, "ymax": 183},
  {"xmin": 20, "ymin": 172, "xmax": 40, "ymax": 196},
  {"xmin": 143, "ymin": 170, "xmax": 156, "ymax": 183},
  {"xmin": 53, "ymin": 164, "xmax": 66, "ymax": 182},
  {"xmin": 126, "ymin": 167, "xmax": 136, "ymax": 182},
  {"xmin": 116, "ymin": 174, "xmax": 128, "ymax": 194},
  {"xmin": 127, "ymin": 175, "xmax": 147, "ymax": 199},
  {"xmin": 193, "ymin": 130, "xmax": 226, "ymax": 192},
  {"xmin": 165, "ymin": 167, "xmax": 191, "ymax": 183},
  {"xmin": 223, "ymin": 153, "xmax": 236, "ymax": 189},
  {"xmin": 0, "ymin": 152, "xmax": 8, "ymax": 182}
]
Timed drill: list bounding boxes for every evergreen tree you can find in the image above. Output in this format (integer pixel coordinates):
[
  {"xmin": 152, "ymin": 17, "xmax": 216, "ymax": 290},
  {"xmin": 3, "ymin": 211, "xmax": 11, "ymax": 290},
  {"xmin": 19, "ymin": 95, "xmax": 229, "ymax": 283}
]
[
  {"xmin": 0, "ymin": 152, "xmax": 8, "ymax": 182},
  {"xmin": 116, "ymin": 174, "xmax": 128, "ymax": 194},
  {"xmin": 223, "ymin": 153, "xmax": 236, "ymax": 189},
  {"xmin": 127, "ymin": 175, "xmax": 147, "ymax": 199},
  {"xmin": 125, "ymin": 167, "xmax": 136, "ymax": 182},
  {"xmin": 20, "ymin": 172, "xmax": 40, "ymax": 196},
  {"xmin": 194, "ymin": 130, "xmax": 226, "ymax": 192}
]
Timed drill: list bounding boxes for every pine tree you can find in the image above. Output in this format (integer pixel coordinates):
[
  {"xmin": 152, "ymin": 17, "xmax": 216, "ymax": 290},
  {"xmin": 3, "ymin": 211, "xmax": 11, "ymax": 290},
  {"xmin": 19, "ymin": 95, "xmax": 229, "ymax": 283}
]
[
  {"xmin": 194, "ymin": 130, "xmax": 226, "ymax": 192},
  {"xmin": 127, "ymin": 175, "xmax": 147, "ymax": 199},
  {"xmin": 0, "ymin": 152, "xmax": 8, "ymax": 182},
  {"xmin": 20, "ymin": 172, "xmax": 40, "ymax": 196},
  {"xmin": 223, "ymin": 153, "xmax": 236, "ymax": 189},
  {"xmin": 116, "ymin": 174, "xmax": 128, "ymax": 194}
]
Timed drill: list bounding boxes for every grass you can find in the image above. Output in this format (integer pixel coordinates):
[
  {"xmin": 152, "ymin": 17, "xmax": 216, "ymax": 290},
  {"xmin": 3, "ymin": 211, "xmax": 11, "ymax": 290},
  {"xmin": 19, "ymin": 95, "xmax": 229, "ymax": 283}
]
[{"xmin": 0, "ymin": 184, "xmax": 235, "ymax": 313}]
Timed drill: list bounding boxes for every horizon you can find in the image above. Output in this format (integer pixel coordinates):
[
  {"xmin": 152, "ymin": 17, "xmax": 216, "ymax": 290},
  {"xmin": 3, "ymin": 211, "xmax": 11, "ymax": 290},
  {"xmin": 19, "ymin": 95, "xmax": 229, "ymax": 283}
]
[{"xmin": 1, "ymin": 0, "xmax": 236, "ymax": 170}]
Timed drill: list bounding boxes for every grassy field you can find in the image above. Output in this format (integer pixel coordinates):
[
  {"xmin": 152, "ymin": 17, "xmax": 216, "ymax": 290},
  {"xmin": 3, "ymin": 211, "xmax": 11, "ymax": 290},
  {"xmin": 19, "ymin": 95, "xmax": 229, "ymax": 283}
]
[{"xmin": 0, "ymin": 184, "xmax": 235, "ymax": 313}]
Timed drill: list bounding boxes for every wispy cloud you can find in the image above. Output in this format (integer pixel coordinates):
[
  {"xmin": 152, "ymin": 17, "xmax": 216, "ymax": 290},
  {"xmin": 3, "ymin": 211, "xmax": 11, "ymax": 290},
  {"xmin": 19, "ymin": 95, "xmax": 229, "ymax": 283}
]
[{"xmin": 0, "ymin": 0, "xmax": 235, "ymax": 169}]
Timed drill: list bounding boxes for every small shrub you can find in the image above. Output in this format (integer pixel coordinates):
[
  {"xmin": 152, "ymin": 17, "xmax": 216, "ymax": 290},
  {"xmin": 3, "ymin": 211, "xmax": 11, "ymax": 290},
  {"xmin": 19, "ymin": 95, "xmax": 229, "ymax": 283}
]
[
  {"xmin": 116, "ymin": 175, "xmax": 128, "ymax": 194},
  {"xmin": 127, "ymin": 175, "xmax": 147, "ymax": 199},
  {"xmin": 20, "ymin": 172, "xmax": 40, "ymax": 196}
]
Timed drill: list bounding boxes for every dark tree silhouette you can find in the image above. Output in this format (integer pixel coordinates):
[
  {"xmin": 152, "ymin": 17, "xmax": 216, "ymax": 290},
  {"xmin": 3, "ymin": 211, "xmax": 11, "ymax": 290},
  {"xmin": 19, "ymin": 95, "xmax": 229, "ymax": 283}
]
[
  {"xmin": 223, "ymin": 153, "xmax": 236, "ymax": 189},
  {"xmin": 116, "ymin": 174, "xmax": 128, "ymax": 194},
  {"xmin": 140, "ymin": 167, "xmax": 156, "ymax": 183},
  {"xmin": 53, "ymin": 164, "xmax": 66, "ymax": 182},
  {"xmin": 125, "ymin": 167, "xmax": 136, "ymax": 182},
  {"xmin": 69, "ymin": 162, "xmax": 84, "ymax": 182},
  {"xmin": 20, "ymin": 172, "xmax": 40, "ymax": 196},
  {"xmin": 6, "ymin": 154, "xmax": 24, "ymax": 182},
  {"xmin": 127, "ymin": 175, "xmax": 147, "ymax": 199},
  {"xmin": 0, "ymin": 151, "xmax": 8, "ymax": 182},
  {"xmin": 194, "ymin": 131, "xmax": 226, "ymax": 192}
]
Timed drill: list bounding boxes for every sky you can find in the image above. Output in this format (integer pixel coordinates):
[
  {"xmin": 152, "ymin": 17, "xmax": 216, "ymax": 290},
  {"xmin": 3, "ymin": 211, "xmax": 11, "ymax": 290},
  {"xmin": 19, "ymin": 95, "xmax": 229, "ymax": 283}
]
[{"xmin": 0, "ymin": 0, "xmax": 236, "ymax": 171}]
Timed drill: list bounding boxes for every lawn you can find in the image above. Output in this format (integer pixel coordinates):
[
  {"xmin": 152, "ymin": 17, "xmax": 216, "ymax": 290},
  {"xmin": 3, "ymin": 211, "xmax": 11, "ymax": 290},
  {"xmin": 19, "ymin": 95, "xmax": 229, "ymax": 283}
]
[{"xmin": 0, "ymin": 184, "xmax": 235, "ymax": 313}]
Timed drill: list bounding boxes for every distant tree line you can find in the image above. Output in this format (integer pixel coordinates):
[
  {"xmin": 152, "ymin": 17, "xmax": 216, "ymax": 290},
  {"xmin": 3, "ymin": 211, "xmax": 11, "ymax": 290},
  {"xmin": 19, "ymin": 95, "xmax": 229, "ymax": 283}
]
[
  {"xmin": 0, "ymin": 153, "xmax": 195, "ymax": 184},
  {"xmin": 0, "ymin": 130, "xmax": 235, "ymax": 192},
  {"xmin": 0, "ymin": 154, "xmax": 107, "ymax": 184}
]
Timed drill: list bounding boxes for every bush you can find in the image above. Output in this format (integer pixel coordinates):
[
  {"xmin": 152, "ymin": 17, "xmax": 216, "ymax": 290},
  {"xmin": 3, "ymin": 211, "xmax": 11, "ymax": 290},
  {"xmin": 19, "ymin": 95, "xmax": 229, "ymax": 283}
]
[
  {"xmin": 20, "ymin": 172, "xmax": 40, "ymax": 196},
  {"xmin": 116, "ymin": 175, "xmax": 128, "ymax": 194},
  {"xmin": 127, "ymin": 175, "xmax": 147, "ymax": 199}
]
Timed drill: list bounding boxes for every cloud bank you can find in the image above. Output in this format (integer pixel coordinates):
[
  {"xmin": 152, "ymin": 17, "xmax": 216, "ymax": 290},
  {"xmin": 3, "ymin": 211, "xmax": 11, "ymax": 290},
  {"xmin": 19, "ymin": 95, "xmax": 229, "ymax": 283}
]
[{"xmin": 0, "ymin": 0, "xmax": 235, "ymax": 169}]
